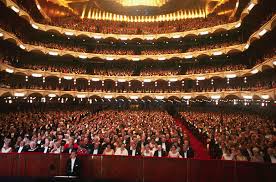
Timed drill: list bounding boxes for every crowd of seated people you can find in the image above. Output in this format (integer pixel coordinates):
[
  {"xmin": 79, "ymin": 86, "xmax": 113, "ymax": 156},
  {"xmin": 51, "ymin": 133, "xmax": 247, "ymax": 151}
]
[
  {"xmin": 186, "ymin": 64, "xmax": 247, "ymax": 74},
  {"xmin": 140, "ymin": 67, "xmax": 180, "ymax": 76},
  {"xmin": 0, "ymin": 110, "xmax": 194, "ymax": 158},
  {"xmin": 186, "ymin": 41, "xmax": 241, "ymax": 52},
  {"xmin": 141, "ymin": 48, "xmax": 182, "ymax": 55},
  {"xmin": 94, "ymin": 48, "xmax": 135, "ymax": 55},
  {"xmin": 46, "ymin": 14, "xmax": 233, "ymax": 35},
  {"xmin": 180, "ymin": 111, "xmax": 275, "ymax": 163},
  {"xmin": 31, "ymin": 42, "xmax": 86, "ymax": 53},
  {"xmin": 93, "ymin": 68, "xmax": 133, "ymax": 76}
]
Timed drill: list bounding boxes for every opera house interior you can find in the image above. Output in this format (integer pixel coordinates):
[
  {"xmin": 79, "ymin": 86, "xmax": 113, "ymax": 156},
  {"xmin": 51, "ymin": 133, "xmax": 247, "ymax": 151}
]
[{"xmin": 0, "ymin": 0, "xmax": 275, "ymax": 181}]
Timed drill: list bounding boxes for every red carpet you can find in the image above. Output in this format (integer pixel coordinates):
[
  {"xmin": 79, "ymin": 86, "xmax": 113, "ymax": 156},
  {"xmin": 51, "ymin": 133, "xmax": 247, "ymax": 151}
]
[{"xmin": 176, "ymin": 119, "xmax": 210, "ymax": 159}]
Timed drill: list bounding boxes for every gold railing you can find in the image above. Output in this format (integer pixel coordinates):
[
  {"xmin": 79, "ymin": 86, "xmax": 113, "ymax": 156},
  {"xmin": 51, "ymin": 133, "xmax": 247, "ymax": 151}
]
[
  {"xmin": 1, "ymin": 57, "xmax": 275, "ymax": 82},
  {"xmin": 0, "ymin": 88, "xmax": 275, "ymax": 100}
]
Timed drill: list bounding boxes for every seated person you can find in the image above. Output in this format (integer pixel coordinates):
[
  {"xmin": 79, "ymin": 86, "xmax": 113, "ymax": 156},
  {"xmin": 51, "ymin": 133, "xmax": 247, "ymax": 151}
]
[{"xmin": 153, "ymin": 145, "xmax": 166, "ymax": 157}]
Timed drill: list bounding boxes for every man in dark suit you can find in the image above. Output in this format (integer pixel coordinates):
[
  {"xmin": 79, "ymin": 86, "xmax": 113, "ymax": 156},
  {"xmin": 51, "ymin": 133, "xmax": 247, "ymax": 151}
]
[
  {"xmin": 180, "ymin": 144, "xmax": 194, "ymax": 158},
  {"xmin": 128, "ymin": 143, "xmax": 141, "ymax": 157},
  {"xmin": 154, "ymin": 145, "xmax": 167, "ymax": 157},
  {"xmin": 39, "ymin": 141, "xmax": 51, "ymax": 153},
  {"xmin": 66, "ymin": 150, "xmax": 81, "ymax": 177},
  {"xmin": 91, "ymin": 142, "xmax": 102, "ymax": 155},
  {"xmin": 157, "ymin": 137, "xmax": 171, "ymax": 153},
  {"xmin": 15, "ymin": 141, "xmax": 28, "ymax": 153}
]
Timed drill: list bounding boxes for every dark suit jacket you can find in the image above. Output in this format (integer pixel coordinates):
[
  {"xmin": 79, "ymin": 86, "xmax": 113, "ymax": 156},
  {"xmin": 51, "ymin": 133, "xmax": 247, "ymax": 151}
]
[
  {"xmin": 15, "ymin": 146, "xmax": 28, "ymax": 153},
  {"xmin": 157, "ymin": 141, "xmax": 171, "ymax": 153},
  {"xmin": 39, "ymin": 147, "xmax": 51, "ymax": 153},
  {"xmin": 63, "ymin": 147, "xmax": 78, "ymax": 154},
  {"xmin": 66, "ymin": 157, "xmax": 81, "ymax": 176},
  {"xmin": 153, "ymin": 150, "xmax": 167, "ymax": 157},
  {"xmin": 180, "ymin": 148, "xmax": 194, "ymax": 158},
  {"xmin": 128, "ymin": 149, "xmax": 141, "ymax": 156}
]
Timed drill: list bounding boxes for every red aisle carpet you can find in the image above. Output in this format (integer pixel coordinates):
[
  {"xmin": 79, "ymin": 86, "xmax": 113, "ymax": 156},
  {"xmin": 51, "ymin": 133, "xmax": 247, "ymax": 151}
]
[{"xmin": 176, "ymin": 119, "xmax": 210, "ymax": 159}]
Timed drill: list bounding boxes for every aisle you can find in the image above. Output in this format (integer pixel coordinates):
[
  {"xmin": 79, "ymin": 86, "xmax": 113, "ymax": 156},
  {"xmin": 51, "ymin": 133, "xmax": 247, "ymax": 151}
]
[{"xmin": 176, "ymin": 119, "xmax": 210, "ymax": 159}]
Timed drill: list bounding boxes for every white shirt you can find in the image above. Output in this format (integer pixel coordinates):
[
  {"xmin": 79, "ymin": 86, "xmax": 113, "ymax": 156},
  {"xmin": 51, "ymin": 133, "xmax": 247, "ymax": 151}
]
[
  {"xmin": 18, "ymin": 146, "xmax": 24, "ymax": 153},
  {"xmin": 132, "ymin": 150, "xmax": 136, "ymax": 156},
  {"xmin": 71, "ymin": 158, "xmax": 76, "ymax": 173},
  {"xmin": 93, "ymin": 149, "xmax": 98, "ymax": 155},
  {"xmin": 182, "ymin": 151, "xmax": 187, "ymax": 158},
  {"xmin": 161, "ymin": 143, "xmax": 166, "ymax": 151},
  {"xmin": 158, "ymin": 151, "xmax": 162, "ymax": 157},
  {"xmin": 115, "ymin": 148, "xmax": 128, "ymax": 156},
  {"xmin": 44, "ymin": 147, "xmax": 48, "ymax": 154}
]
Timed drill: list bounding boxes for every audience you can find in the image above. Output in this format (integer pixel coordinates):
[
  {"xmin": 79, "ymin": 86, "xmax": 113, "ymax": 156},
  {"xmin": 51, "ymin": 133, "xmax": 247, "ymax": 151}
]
[
  {"xmin": 47, "ymin": 15, "xmax": 234, "ymax": 35},
  {"xmin": 180, "ymin": 111, "xmax": 275, "ymax": 163},
  {"xmin": 0, "ymin": 110, "xmax": 194, "ymax": 159}
]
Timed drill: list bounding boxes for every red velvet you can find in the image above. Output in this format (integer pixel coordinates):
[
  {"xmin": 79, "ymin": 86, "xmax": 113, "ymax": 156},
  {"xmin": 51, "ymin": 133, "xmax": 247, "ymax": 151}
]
[{"xmin": 0, "ymin": 153, "xmax": 275, "ymax": 182}]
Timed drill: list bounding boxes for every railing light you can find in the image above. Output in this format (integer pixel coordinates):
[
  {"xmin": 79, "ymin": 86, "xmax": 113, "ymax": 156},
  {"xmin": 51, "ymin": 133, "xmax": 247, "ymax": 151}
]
[
  {"xmin": 19, "ymin": 44, "xmax": 25, "ymax": 50},
  {"xmin": 183, "ymin": 96, "xmax": 191, "ymax": 99},
  {"xmin": 31, "ymin": 24, "xmax": 39, "ymax": 29},
  {"xmin": 49, "ymin": 51, "xmax": 58, "ymax": 56},
  {"xmin": 247, "ymin": 3, "xmax": 255, "ymax": 11},
  {"xmin": 251, "ymin": 69, "xmax": 259, "ymax": 74},
  {"xmin": 104, "ymin": 95, "xmax": 113, "ymax": 99},
  {"xmin": 258, "ymin": 29, "xmax": 267, "ymax": 37},
  {"xmin": 48, "ymin": 94, "xmax": 56, "ymax": 98},
  {"xmin": 6, "ymin": 68, "xmax": 14, "ymax": 73},
  {"xmin": 11, "ymin": 6, "xmax": 19, "ymax": 13},
  {"xmin": 32, "ymin": 73, "xmax": 42, "ymax": 77},
  {"xmin": 14, "ymin": 92, "xmax": 25, "ymax": 97}
]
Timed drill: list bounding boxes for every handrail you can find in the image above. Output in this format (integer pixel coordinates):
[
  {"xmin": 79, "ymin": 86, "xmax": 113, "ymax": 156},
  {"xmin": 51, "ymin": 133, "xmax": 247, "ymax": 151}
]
[
  {"xmin": 1, "ymin": 57, "xmax": 275, "ymax": 82},
  {"xmin": 0, "ymin": 87, "xmax": 275, "ymax": 100}
]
